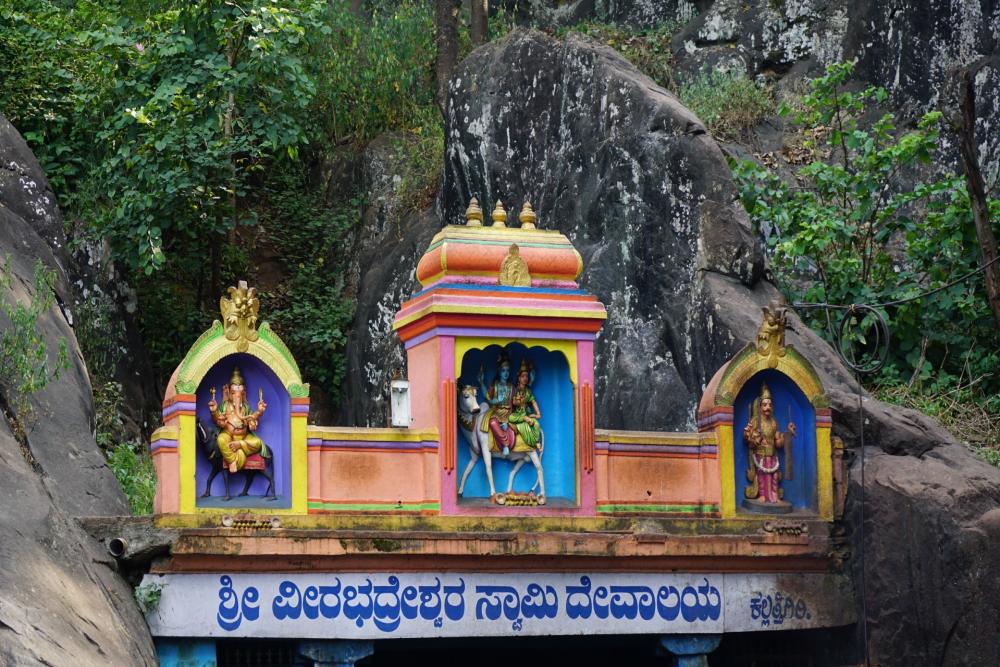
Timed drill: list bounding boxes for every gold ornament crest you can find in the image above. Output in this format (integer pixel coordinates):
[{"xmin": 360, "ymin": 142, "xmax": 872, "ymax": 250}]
[
  {"xmin": 756, "ymin": 302, "xmax": 788, "ymax": 368},
  {"xmin": 498, "ymin": 244, "xmax": 531, "ymax": 287},
  {"xmin": 220, "ymin": 280, "xmax": 260, "ymax": 352}
]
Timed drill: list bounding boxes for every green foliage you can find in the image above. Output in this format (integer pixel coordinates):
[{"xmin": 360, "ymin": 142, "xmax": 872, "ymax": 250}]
[
  {"xmin": 560, "ymin": 21, "xmax": 679, "ymax": 91},
  {"xmin": 80, "ymin": 1, "xmax": 327, "ymax": 274},
  {"xmin": 0, "ymin": 258, "xmax": 69, "ymax": 432},
  {"xmin": 732, "ymin": 61, "xmax": 1000, "ymax": 394},
  {"xmin": 387, "ymin": 120, "xmax": 446, "ymax": 227},
  {"xmin": 108, "ymin": 439, "xmax": 156, "ymax": 514},
  {"xmin": 307, "ymin": 0, "xmax": 437, "ymax": 146},
  {"xmin": 0, "ymin": 2, "xmax": 115, "ymax": 200},
  {"xmin": 679, "ymin": 69, "xmax": 774, "ymax": 139},
  {"xmin": 134, "ymin": 243, "xmax": 246, "ymax": 391},
  {"xmin": 2, "ymin": 0, "xmax": 472, "ymax": 421},
  {"xmin": 134, "ymin": 582, "xmax": 163, "ymax": 613},
  {"xmin": 875, "ymin": 382, "xmax": 1000, "ymax": 466},
  {"xmin": 263, "ymin": 170, "xmax": 357, "ymax": 406}
]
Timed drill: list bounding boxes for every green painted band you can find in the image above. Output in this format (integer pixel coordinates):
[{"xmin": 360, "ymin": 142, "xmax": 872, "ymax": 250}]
[{"xmin": 595, "ymin": 504, "xmax": 720, "ymax": 514}]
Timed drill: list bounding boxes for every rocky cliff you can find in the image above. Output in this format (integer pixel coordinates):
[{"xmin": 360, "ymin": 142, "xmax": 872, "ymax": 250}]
[
  {"xmin": 0, "ymin": 113, "xmax": 156, "ymax": 665},
  {"xmin": 343, "ymin": 27, "xmax": 1000, "ymax": 666}
]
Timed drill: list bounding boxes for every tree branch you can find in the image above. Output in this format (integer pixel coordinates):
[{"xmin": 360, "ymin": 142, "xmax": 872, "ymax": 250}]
[{"xmin": 955, "ymin": 58, "xmax": 1000, "ymax": 334}]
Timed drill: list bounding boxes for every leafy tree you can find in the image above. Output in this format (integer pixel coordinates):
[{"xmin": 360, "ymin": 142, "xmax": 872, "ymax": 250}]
[
  {"xmin": 732, "ymin": 62, "xmax": 1000, "ymax": 389},
  {"xmin": 81, "ymin": 0, "xmax": 326, "ymax": 275}
]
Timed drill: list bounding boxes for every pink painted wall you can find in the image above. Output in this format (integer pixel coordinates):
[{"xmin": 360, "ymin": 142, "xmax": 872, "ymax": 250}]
[
  {"xmin": 315, "ymin": 449, "xmax": 437, "ymax": 506},
  {"xmin": 307, "ymin": 449, "xmax": 321, "ymax": 502},
  {"xmin": 599, "ymin": 455, "xmax": 711, "ymax": 506},
  {"xmin": 407, "ymin": 338, "xmax": 443, "ymax": 429},
  {"xmin": 153, "ymin": 451, "xmax": 179, "ymax": 514}
]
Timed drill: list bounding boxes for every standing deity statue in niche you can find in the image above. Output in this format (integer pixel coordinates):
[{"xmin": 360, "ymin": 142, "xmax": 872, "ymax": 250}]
[
  {"xmin": 743, "ymin": 383, "xmax": 795, "ymax": 513},
  {"xmin": 208, "ymin": 366, "xmax": 270, "ymax": 473}
]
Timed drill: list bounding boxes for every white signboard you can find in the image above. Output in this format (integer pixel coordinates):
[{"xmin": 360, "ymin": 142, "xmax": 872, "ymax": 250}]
[{"xmin": 143, "ymin": 571, "xmax": 852, "ymax": 639}]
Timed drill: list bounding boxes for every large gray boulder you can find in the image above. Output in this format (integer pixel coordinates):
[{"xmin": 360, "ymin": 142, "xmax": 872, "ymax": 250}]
[
  {"xmin": 339, "ymin": 135, "xmax": 442, "ymax": 427},
  {"xmin": 0, "ymin": 113, "xmax": 156, "ymax": 665},
  {"xmin": 441, "ymin": 29, "xmax": 859, "ymax": 430},
  {"xmin": 343, "ymin": 29, "xmax": 1000, "ymax": 665},
  {"xmin": 848, "ymin": 444, "xmax": 1000, "ymax": 667}
]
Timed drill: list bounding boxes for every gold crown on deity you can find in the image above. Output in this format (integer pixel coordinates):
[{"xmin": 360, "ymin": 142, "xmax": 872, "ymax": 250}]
[
  {"xmin": 760, "ymin": 383, "xmax": 772, "ymax": 400},
  {"xmin": 518, "ymin": 358, "xmax": 533, "ymax": 374},
  {"xmin": 229, "ymin": 366, "xmax": 245, "ymax": 385}
]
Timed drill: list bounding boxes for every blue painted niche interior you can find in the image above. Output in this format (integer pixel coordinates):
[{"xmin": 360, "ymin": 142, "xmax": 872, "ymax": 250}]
[
  {"xmin": 195, "ymin": 353, "xmax": 291, "ymax": 508},
  {"xmin": 732, "ymin": 369, "xmax": 817, "ymax": 512},
  {"xmin": 457, "ymin": 343, "xmax": 576, "ymax": 502}
]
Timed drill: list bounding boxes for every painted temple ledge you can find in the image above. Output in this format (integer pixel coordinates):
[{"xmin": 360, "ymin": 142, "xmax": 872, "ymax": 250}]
[{"xmin": 149, "ymin": 206, "xmax": 844, "ymax": 526}]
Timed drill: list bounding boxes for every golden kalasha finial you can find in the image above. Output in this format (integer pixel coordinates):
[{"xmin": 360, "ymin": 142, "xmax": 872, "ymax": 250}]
[
  {"xmin": 219, "ymin": 280, "xmax": 260, "ymax": 352},
  {"xmin": 518, "ymin": 201, "xmax": 537, "ymax": 229},
  {"xmin": 491, "ymin": 200, "xmax": 507, "ymax": 227},
  {"xmin": 465, "ymin": 197, "xmax": 483, "ymax": 226}
]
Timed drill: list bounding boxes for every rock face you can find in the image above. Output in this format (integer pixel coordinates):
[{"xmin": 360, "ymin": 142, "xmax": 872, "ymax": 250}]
[
  {"xmin": 501, "ymin": 1, "xmax": 1000, "ymax": 184},
  {"xmin": 498, "ymin": 0, "xmax": 705, "ymax": 30},
  {"xmin": 339, "ymin": 135, "xmax": 442, "ymax": 427},
  {"xmin": 341, "ymin": 28, "xmax": 1000, "ymax": 666},
  {"xmin": 848, "ymin": 443, "xmax": 1000, "ymax": 667},
  {"xmin": 671, "ymin": 0, "xmax": 999, "ymax": 180},
  {"xmin": 441, "ymin": 29, "xmax": 859, "ymax": 430},
  {"xmin": 0, "ymin": 113, "xmax": 157, "ymax": 665}
]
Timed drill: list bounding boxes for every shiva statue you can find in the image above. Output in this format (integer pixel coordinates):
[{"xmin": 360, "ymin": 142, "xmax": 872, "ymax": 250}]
[
  {"xmin": 743, "ymin": 383, "xmax": 795, "ymax": 512},
  {"xmin": 478, "ymin": 352, "xmax": 514, "ymax": 455},
  {"xmin": 208, "ymin": 366, "xmax": 270, "ymax": 473}
]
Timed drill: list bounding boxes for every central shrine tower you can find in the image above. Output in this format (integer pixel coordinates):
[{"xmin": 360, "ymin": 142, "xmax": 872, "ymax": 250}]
[{"xmin": 393, "ymin": 200, "xmax": 606, "ymax": 512}]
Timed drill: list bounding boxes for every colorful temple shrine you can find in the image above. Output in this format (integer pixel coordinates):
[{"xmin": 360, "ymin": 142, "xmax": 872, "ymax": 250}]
[{"xmin": 143, "ymin": 199, "xmax": 853, "ymax": 666}]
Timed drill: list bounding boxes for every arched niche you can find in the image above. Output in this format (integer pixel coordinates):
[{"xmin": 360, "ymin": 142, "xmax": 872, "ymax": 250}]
[
  {"xmin": 732, "ymin": 369, "xmax": 817, "ymax": 512},
  {"xmin": 195, "ymin": 354, "xmax": 292, "ymax": 508},
  {"xmin": 456, "ymin": 342, "xmax": 577, "ymax": 503}
]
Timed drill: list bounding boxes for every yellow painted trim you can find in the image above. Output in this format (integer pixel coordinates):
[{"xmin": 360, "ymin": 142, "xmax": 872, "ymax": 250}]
[
  {"xmin": 429, "ymin": 225, "xmax": 572, "ymax": 244},
  {"xmin": 717, "ymin": 348, "xmax": 824, "ymax": 406},
  {"xmin": 291, "ymin": 412, "xmax": 308, "ymax": 514},
  {"xmin": 717, "ymin": 424, "xmax": 736, "ymax": 518},
  {"xmin": 307, "ymin": 427, "xmax": 440, "ymax": 442},
  {"xmin": 816, "ymin": 426, "xmax": 833, "ymax": 520},
  {"xmin": 596, "ymin": 429, "xmax": 714, "ymax": 446},
  {"xmin": 455, "ymin": 336, "xmax": 579, "ymax": 386},
  {"xmin": 178, "ymin": 334, "xmax": 304, "ymax": 394},
  {"xmin": 418, "ymin": 270, "xmax": 580, "ymax": 286},
  {"xmin": 152, "ymin": 426, "xmax": 179, "ymax": 442},
  {"xmin": 178, "ymin": 414, "xmax": 196, "ymax": 514}
]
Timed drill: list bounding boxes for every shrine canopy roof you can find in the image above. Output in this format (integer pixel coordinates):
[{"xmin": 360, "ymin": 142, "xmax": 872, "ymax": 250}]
[{"xmin": 394, "ymin": 199, "xmax": 607, "ymax": 340}]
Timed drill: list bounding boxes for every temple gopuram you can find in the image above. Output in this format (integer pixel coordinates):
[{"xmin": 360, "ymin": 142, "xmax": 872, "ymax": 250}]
[{"xmin": 142, "ymin": 198, "xmax": 853, "ymax": 666}]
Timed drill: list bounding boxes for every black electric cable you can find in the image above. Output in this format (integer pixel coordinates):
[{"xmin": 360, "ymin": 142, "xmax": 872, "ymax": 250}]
[
  {"xmin": 758, "ymin": 251, "xmax": 1000, "ymax": 665},
  {"xmin": 792, "ymin": 253, "xmax": 1000, "ymax": 312},
  {"xmin": 776, "ymin": 254, "xmax": 1000, "ymax": 666}
]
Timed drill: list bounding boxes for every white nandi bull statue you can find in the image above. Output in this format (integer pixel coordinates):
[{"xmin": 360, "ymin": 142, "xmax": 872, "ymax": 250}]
[{"xmin": 456, "ymin": 385, "xmax": 545, "ymax": 505}]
